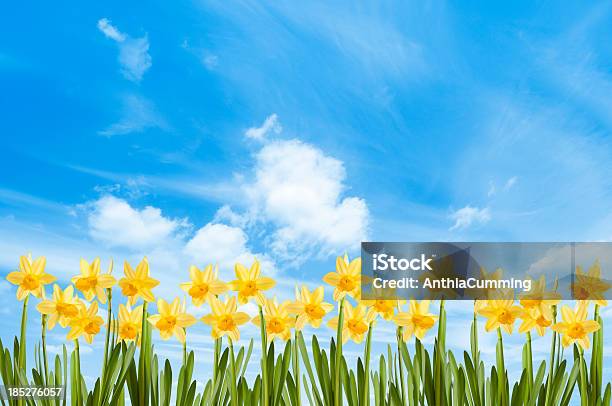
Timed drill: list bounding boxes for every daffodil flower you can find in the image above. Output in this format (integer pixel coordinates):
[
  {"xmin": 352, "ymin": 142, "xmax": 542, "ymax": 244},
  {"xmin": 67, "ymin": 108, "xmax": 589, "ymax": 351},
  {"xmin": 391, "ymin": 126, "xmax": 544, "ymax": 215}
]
[
  {"xmin": 552, "ymin": 302, "xmax": 601, "ymax": 349},
  {"xmin": 229, "ymin": 260, "xmax": 275, "ymax": 305},
  {"xmin": 476, "ymin": 292, "xmax": 523, "ymax": 334},
  {"xmin": 6, "ymin": 255, "xmax": 55, "ymax": 300},
  {"xmin": 323, "ymin": 255, "xmax": 362, "ymax": 301},
  {"xmin": 518, "ymin": 307, "xmax": 552, "ymax": 336},
  {"xmin": 148, "ymin": 298, "xmax": 197, "ymax": 343},
  {"xmin": 327, "ymin": 302, "xmax": 375, "ymax": 344},
  {"xmin": 36, "ymin": 284, "xmax": 81, "ymax": 329},
  {"xmin": 180, "ymin": 264, "xmax": 228, "ymax": 307},
  {"xmin": 72, "ymin": 258, "xmax": 116, "ymax": 303},
  {"xmin": 360, "ymin": 287, "xmax": 404, "ymax": 320},
  {"xmin": 286, "ymin": 286, "xmax": 334, "ymax": 330},
  {"xmin": 252, "ymin": 297, "xmax": 296, "ymax": 341},
  {"xmin": 67, "ymin": 301, "xmax": 105, "ymax": 344},
  {"xmin": 117, "ymin": 303, "xmax": 143, "ymax": 343},
  {"xmin": 201, "ymin": 296, "xmax": 250, "ymax": 342},
  {"xmin": 119, "ymin": 257, "xmax": 159, "ymax": 305},
  {"xmin": 518, "ymin": 275, "xmax": 560, "ymax": 320},
  {"xmin": 571, "ymin": 260, "xmax": 610, "ymax": 307},
  {"xmin": 394, "ymin": 300, "xmax": 437, "ymax": 341}
]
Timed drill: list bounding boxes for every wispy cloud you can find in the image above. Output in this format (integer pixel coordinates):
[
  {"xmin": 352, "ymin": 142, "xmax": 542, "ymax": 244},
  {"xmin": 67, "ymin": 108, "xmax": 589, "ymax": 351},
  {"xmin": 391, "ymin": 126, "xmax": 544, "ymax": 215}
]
[
  {"xmin": 449, "ymin": 206, "xmax": 491, "ymax": 231},
  {"xmin": 97, "ymin": 18, "xmax": 152, "ymax": 82},
  {"xmin": 98, "ymin": 94, "xmax": 167, "ymax": 136},
  {"xmin": 244, "ymin": 113, "xmax": 282, "ymax": 140}
]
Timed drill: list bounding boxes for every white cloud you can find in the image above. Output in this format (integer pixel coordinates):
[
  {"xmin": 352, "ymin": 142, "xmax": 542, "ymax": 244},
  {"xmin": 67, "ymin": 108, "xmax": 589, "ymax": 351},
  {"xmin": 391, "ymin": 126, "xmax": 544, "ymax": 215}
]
[
  {"xmin": 87, "ymin": 195, "xmax": 188, "ymax": 250},
  {"xmin": 99, "ymin": 94, "xmax": 166, "ymax": 136},
  {"xmin": 97, "ymin": 18, "xmax": 151, "ymax": 82},
  {"xmin": 97, "ymin": 18, "xmax": 126, "ymax": 42},
  {"xmin": 245, "ymin": 114, "xmax": 282, "ymax": 140},
  {"xmin": 504, "ymin": 176, "xmax": 518, "ymax": 191},
  {"xmin": 184, "ymin": 223, "xmax": 276, "ymax": 274},
  {"xmin": 449, "ymin": 205, "xmax": 491, "ymax": 231},
  {"xmin": 245, "ymin": 139, "xmax": 369, "ymax": 262}
]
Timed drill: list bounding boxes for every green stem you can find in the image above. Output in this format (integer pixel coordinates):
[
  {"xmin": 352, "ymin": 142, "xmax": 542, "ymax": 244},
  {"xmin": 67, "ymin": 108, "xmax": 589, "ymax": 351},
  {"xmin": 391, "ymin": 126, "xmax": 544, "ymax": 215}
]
[
  {"xmin": 41, "ymin": 314, "xmax": 49, "ymax": 385},
  {"xmin": 544, "ymin": 305, "xmax": 557, "ymax": 404},
  {"xmin": 74, "ymin": 339, "xmax": 81, "ymax": 406},
  {"xmin": 496, "ymin": 328, "xmax": 506, "ymax": 406},
  {"xmin": 138, "ymin": 301, "xmax": 149, "ymax": 406},
  {"xmin": 334, "ymin": 297, "xmax": 345, "ymax": 406},
  {"xmin": 19, "ymin": 295, "xmax": 29, "ymax": 371},
  {"xmin": 182, "ymin": 332, "xmax": 187, "ymax": 366},
  {"xmin": 578, "ymin": 346, "xmax": 588, "ymax": 406},
  {"xmin": 293, "ymin": 329, "xmax": 301, "ymax": 406},
  {"xmin": 229, "ymin": 337, "xmax": 239, "ymax": 406},
  {"xmin": 101, "ymin": 288, "xmax": 112, "ymax": 382},
  {"xmin": 525, "ymin": 331, "xmax": 533, "ymax": 395},
  {"xmin": 435, "ymin": 300, "xmax": 446, "ymax": 404},
  {"xmin": 213, "ymin": 338, "xmax": 221, "ymax": 387},
  {"xmin": 397, "ymin": 326, "xmax": 407, "ymax": 405},
  {"xmin": 259, "ymin": 305, "xmax": 269, "ymax": 406},
  {"xmin": 361, "ymin": 322, "xmax": 373, "ymax": 406}
]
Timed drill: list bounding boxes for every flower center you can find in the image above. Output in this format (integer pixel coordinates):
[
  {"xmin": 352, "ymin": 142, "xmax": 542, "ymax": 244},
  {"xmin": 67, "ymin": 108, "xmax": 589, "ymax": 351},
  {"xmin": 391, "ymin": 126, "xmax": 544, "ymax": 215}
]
[
  {"xmin": 338, "ymin": 276, "xmax": 356, "ymax": 292},
  {"xmin": 347, "ymin": 319, "xmax": 368, "ymax": 335},
  {"xmin": 22, "ymin": 275, "xmax": 40, "ymax": 290},
  {"xmin": 242, "ymin": 281, "xmax": 258, "ymax": 296},
  {"xmin": 536, "ymin": 316, "xmax": 551, "ymax": 328},
  {"xmin": 188, "ymin": 283, "xmax": 209, "ymax": 299},
  {"xmin": 412, "ymin": 314, "xmax": 435, "ymax": 329},
  {"xmin": 120, "ymin": 323, "xmax": 139, "ymax": 339},
  {"xmin": 573, "ymin": 286, "xmax": 590, "ymax": 300},
  {"xmin": 84, "ymin": 321, "xmax": 100, "ymax": 335},
  {"xmin": 121, "ymin": 282, "xmax": 138, "ymax": 297},
  {"xmin": 75, "ymin": 276, "xmax": 98, "ymax": 291},
  {"xmin": 375, "ymin": 300, "xmax": 393, "ymax": 313},
  {"xmin": 56, "ymin": 303, "xmax": 78, "ymax": 318},
  {"xmin": 156, "ymin": 316, "xmax": 177, "ymax": 331},
  {"xmin": 305, "ymin": 304, "xmax": 325, "ymax": 319},
  {"xmin": 218, "ymin": 315, "xmax": 236, "ymax": 331},
  {"xmin": 267, "ymin": 317, "xmax": 285, "ymax": 334},
  {"xmin": 520, "ymin": 299, "xmax": 540, "ymax": 308},
  {"xmin": 568, "ymin": 323, "xmax": 585, "ymax": 339},
  {"xmin": 498, "ymin": 309, "xmax": 515, "ymax": 325}
]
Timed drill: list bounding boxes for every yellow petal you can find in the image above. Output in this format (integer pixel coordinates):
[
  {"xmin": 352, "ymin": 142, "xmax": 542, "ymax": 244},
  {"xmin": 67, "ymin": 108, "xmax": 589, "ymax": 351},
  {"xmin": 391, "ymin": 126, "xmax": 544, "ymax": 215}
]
[
  {"xmin": 6, "ymin": 271, "xmax": 24, "ymax": 285},
  {"xmin": 256, "ymin": 277, "xmax": 276, "ymax": 291}
]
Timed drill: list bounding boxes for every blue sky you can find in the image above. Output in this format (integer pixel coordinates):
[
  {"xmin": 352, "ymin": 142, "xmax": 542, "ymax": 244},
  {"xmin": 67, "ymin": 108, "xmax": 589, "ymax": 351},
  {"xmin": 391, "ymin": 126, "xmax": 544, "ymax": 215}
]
[{"xmin": 1, "ymin": 0, "xmax": 612, "ymax": 394}]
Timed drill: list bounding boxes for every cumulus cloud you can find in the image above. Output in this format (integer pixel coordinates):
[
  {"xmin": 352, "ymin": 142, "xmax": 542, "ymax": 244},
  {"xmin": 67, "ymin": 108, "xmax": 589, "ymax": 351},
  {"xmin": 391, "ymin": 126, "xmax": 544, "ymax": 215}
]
[
  {"xmin": 97, "ymin": 18, "xmax": 152, "ymax": 82},
  {"xmin": 184, "ymin": 223, "xmax": 276, "ymax": 274},
  {"xmin": 245, "ymin": 139, "xmax": 368, "ymax": 262},
  {"xmin": 88, "ymin": 195, "xmax": 188, "ymax": 250},
  {"xmin": 449, "ymin": 206, "xmax": 491, "ymax": 231},
  {"xmin": 245, "ymin": 114, "xmax": 282, "ymax": 140}
]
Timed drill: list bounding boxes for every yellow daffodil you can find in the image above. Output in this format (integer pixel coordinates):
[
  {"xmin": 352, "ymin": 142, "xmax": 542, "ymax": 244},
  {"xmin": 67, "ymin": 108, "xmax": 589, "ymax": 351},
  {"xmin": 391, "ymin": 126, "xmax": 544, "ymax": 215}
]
[
  {"xmin": 286, "ymin": 286, "xmax": 334, "ymax": 329},
  {"xmin": 518, "ymin": 275, "xmax": 560, "ymax": 320},
  {"xmin": 323, "ymin": 255, "xmax": 362, "ymax": 301},
  {"xmin": 201, "ymin": 296, "xmax": 250, "ymax": 342},
  {"xmin": 67, "ymin": 301, "xmax": 104, "ymax": 344},
  {"xmin": 117, "ymin": 304, "xmax": 143, "ymax": 343},
  {"xmin": 552, "ymin": 302, "xmax": 601, "ymax": 349},
  {"xmin": 252, "ymin": 298, "xmax": 296, "ymax": 341},
  {"xmin": 394, "ymin": 300, "xmax": 437, "ymax": 341},
  {"xmin": 36, "ymin": 284, "xmax": 81, "ymax": 329},
  {"xmin": 327, "ymin": 302, "xmax": 375, "ymax": 344},
  {"xmin": 180, "ymin": 264, "xmax": 228, "ymax": 307},
  {"xmin": 72, "ymin": 258, "xmax": 116, "ymax": 303},
  {"xmin": 572, "ymin": 261, "xmax": 610, "ymax": 307},
  {"xmin": 119, "ymin": 258, "xmax": 159, "ymax": 305},
  {"xmin": 148, "ymin": 298, "xmax": 197, "ymax": 343},
  {"xmin": 229, "ymin": 260, "xmax": 275, "ymax": 305},
  {"xmin": 6, "ymin": 255, "xmax": 55, "ymax": 300},
  {"xmin": 518, "ymin": 307, "xmax": 552, "ymax": 336},
  {"xmin": 476, "ymin": 291, "xmax": 523, "ymax": 334}
]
